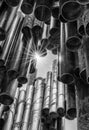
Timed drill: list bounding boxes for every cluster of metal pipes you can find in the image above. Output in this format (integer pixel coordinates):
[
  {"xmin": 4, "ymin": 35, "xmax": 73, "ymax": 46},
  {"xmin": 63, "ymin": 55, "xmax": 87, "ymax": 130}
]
[{"xmin": 0, "ymin": 0, "xmax": 89, "ymax": 130}]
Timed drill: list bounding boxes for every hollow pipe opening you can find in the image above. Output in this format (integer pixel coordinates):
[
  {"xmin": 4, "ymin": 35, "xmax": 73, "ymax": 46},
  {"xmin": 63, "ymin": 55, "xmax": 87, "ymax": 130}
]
[{"xmin": 61, "ymin": 73, "xmax": 74, "ymax": 84}]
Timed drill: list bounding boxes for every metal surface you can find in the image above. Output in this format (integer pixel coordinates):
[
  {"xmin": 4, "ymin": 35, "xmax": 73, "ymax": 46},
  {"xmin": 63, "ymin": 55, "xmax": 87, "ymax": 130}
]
[
  {"xmin": 34, "ymin": 0, "xmax": 53, "ymax": 21},
  {"xmin": 0, "ymin": 79, "xmax": 18, "ymax": 105},
  {"xmin": 65, "ymin": 84, "xmax": 76, "ymax": 120},
  {"xmin": 42, "ymin": 71, "xmax": 52, "ymax": 116},
  {"xmin": 0, "ymin": 11, "xmax": 23, "ymax": 66},
  {"xmin": 52, "ymin": 0, "xmax": 60, "ymax": 19},
  {"xmin": 66, "ymin": 21, "xmax": 82, "ymax": 52},
  {"xmin": 3, "ymin": 88, "xmax": 20, "ymax": 130},
  {"xmin": 57, "ymin": 81, "xmax": 65, "ymax": 117},
  {"xmin": 61, "ymin": 0, "xmax": 83, "ymax": 21},
  {"xmin": 29, "ymin": 77, "xmax": 44, "ymax": 130},
  {"xmin": 77, "ymin": 0, "xmax": 89, "ymax": 5},
  {"xmin": 21, "ymin": 85, "xmax": 34, "ymax": 130},
  {"xmin": 13, "ymin": 89, "xmax": 26, "ymax": 130},
  {"xmin": 21, "ymin": 0, "xmax": 35, "ymax": 14},
  {"xmin": 59, "ymin": 22, "xmax": 74, "ymax": 84},
  {"xmin": 49, "ymin": 59, "xmax": 58, "ymax": 119}
]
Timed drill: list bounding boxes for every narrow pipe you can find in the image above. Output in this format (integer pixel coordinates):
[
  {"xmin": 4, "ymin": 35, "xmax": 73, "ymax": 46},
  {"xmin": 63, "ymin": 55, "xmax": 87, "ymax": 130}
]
[
  {"xmin": 13, "ymin": 89, "xmax": 26, "ymax": 130},
  {"xmin": 52, "ymin": 0, "xmax": 60, "ymax": 19}
]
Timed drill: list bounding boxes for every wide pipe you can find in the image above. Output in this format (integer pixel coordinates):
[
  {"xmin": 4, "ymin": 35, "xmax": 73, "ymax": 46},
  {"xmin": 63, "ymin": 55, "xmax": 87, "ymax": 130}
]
[
  {"xmin": 0, "ymin": 11, "xmax": 23, "ymax": 66},
  {"xmin": 34, "ymin": 0, "xmax": 54, "ymax": 21},
  {"xmin": 61, "ymin": 0, "xmax": 83, "ymax": 21},
  {"xmin": 0, "ymin": 78, "xmax": 19, "ymax": 105},
  {"xmin": 21, "ymin": 0, "xmax": 35, "ymax": 15},
  {"xmin": 21, "ymin": 84, "xmax": 34, "ymax": 130},
  {"xmin": 3, "ymin": 88, "xmax": 20, "ymax": 130},
  {"xmin": 5, "ymin": 0, "xmax": 21, "ymax": 7},
  {"xmin": 29, "ymin": 77, "xmax": 44, "ymax": 130},
  {"xmin": 42, "ymin": 71, "xmax": 52, "ymax": 117},
  {"xmin": 13, "ymin": 89, "xmax": 26, "ymax": 130}
]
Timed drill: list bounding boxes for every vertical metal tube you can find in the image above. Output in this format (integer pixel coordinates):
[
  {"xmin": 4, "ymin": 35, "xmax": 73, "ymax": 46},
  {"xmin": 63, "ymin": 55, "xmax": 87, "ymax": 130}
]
[
  {"xmin": 3, "ymin": 88, "xmax": 20, "ymax": 130},
  {"xmin": 42, "ymin": 71, "xmax": 52, "ymax": 117},
  {"xmin": 13, "ymin": 89, "xmax": 26, "ymax": 130},
  {"xmin": 57, "ymin": 81, "xmax": 65, "ymax": 117},
  {"xmin": 49, "ymin": 59, "xmax": 58, "ymax": 119},
  {"xmin": 0, "ymin": 104, "xmax": 9, "ymax": 118},
  {"xmin": 0, "ymin": 78, "xmax": 18, "ymax": 105},
  {"xmin": 49, "ymin": 119, "xmax": 57, "ymax": 130},
  {"xmin": 61, "ymin": 0, "xmax": 83, "ymax": 21},
  {"xmin": 17, "ymin": 38, "xmax": 33, "ymax": 84},
  {"xmin": 66, "ymin": 21, "xmax": 82, "ymax": 52},
  {"xmin": 21, "ymin": 84, "xmax": 34, "ymax": 130},
  {"xmin": 29, "ymin": 77, "xmax": 44, "ymax": 130},
  {"xmin": 65, "ymin": 84, "xmax": 76, "ymax": 120},
  {"xmin": 34, "ymin": 0, "xmax": 54, "ymax": 21},
  {"xmin": 51, "ymin": 0, "xmax": 60, "ymax": 19}
]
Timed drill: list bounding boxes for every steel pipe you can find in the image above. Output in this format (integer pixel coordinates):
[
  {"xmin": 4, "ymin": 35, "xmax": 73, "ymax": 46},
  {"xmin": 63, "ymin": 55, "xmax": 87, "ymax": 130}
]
[
  {"xmin": 49, "ymin": 119, "xmax": 57, "ymax": 130},
  {"xmin": 52, "ymin": 0, "xmax": 60, "ymax": 19},
  {"xmin": 21, "ymin": 84, "xmax": 34, "ymax": 130},
  {"xmin": 34, "ymin": 0, "xmax": 54, "ymax": 21},
  {"xmin": 29, "ymin": 77, "xmax": 44, "ymax": 130},
  {"xmin": 0, "ymin": 78, "xmax": 18, "ymax": 105},
  {"xmin": 42, "ymin": 71, "xmax": 52, "ymax": 117},
  {"xmin": 3, "ymin": 88, "xmax": 20, "ymax": 130},
  {"xmin": 17, "ymin": 38, "xmax": 32, "ymax": 84},
  {"xmin": 13, "ymin": 89, "xmax": 26, "ymax": 130},
  {"xmin": 65, "ymin": 84, "xmax": 76, "ymax": 120},
  {"xmin": 59, "ymin": 22, "xmax": 74, "ymax": 84},
  {"xmin": 66, "ymin": 21, "xmax": 82, "ymax": 52},
  {"xmin": 0, "ymin": 3, "xmax": 18, "ymax": 41},
  {"xmin": 22, "ymin": 15, "xmax": 33, "ymax": 41},
  {"xmin": 0, "ymin": 11, "xmax": 23, "ymax": 66},
  {"xmin": 49, "ymin": 59, "xmax": 58, "ymax": 119},
  {"xmin": 7, "ymin": 33, "xmax": 26, "ymax": 80},
  {"xmin": 57, "ymin": 81, "xmax": 65, "ymax": 117},
  {"xmin": 49, "ymin": 16, "xmax": 60, "ymax": 36},
  {"xmin": 57, "ymin": 117, "xmax": 62, "ymax": 130},
  {"xmin": 61, "ymin": 0, "xmax": 83, "ymax": 22},
  {"xmin": 21, "ymin": 0, "xmax": 35, "ymax": 14}
]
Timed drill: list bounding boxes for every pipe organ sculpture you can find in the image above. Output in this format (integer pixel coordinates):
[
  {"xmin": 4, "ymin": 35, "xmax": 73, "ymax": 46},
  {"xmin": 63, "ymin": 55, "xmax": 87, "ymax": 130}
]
[{"xmin": 0, "ymin": 0, "xmax": 89, "ymax": 130}]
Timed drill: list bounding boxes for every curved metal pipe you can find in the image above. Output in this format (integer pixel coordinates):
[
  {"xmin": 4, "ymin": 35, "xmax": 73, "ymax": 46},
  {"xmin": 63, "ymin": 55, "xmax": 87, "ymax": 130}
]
[
  {"xmin": 34, "ymin": 0, "xmax": 53, "ymax": 21},
  {"xmin": 77, "ymin": 0, "xmax": 89, "ymax": 5},
  {"xmin": 21, "ymin": 0, "xmax": 35, "ymax": 14},
  {"xmin": 61, "ymin": 0, "xmax": 83, "ymax": 22},
  {"xmin": 3, "ymin": 88, "xmax": 20, "ymax": 130}
]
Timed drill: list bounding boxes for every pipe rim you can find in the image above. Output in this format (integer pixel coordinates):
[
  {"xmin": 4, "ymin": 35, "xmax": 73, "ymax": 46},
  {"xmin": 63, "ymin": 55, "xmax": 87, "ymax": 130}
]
[
  {"xmin": 77, "ymin": 0, "xmax": 89, "ymax": 5},
  {"xmin": 34, "ymin": 5, "xmax": 51, "ymax": 22},
  {"xmin": 61, "ymin": 1, "xmax": 83, "ymax": 22},
  {"xmin": 7, "ymin": 70, "xmax": 18, "ymax": 79},
  {"xmin": 67, "ymin": 108, "xmax": 76, "ymax": 119},
  {"xmin": 50, "ymin": 112, "xmax": 58, "ymax": 119},
  {"xmin": 66, "ymin": 36, "xmax": 81, "ymax": 52},
  {"xmin": 18, "ymin": 76, "xmax": 28, "ymax": 84},
  {"xmin": 57, "ymin": 108, "xmax": 65, "ymax": 117},
  {"xmin": 0, "ymin": 93, "xmax": 13, "ymax": 105},
  {"xmin": 80, "ymin": 68, "xmax": 87, "ymax": 82},
  {"xmin": 78, "ymin": 25, "xmax": 85, "ymax": 36},
  {"xmin": 21, "ymin": 2, "xmax": 33, "ymax": 15},
  {"xmin": 61, "ymin": 73, "xmax": 74, "ymax": 84}
]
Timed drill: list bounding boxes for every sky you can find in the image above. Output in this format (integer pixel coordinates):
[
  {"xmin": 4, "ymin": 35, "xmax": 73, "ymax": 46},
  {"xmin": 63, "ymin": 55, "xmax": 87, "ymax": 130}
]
[{"xmin": 36, "ymin": 50, "xmax": 77, "ymax": 130}]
